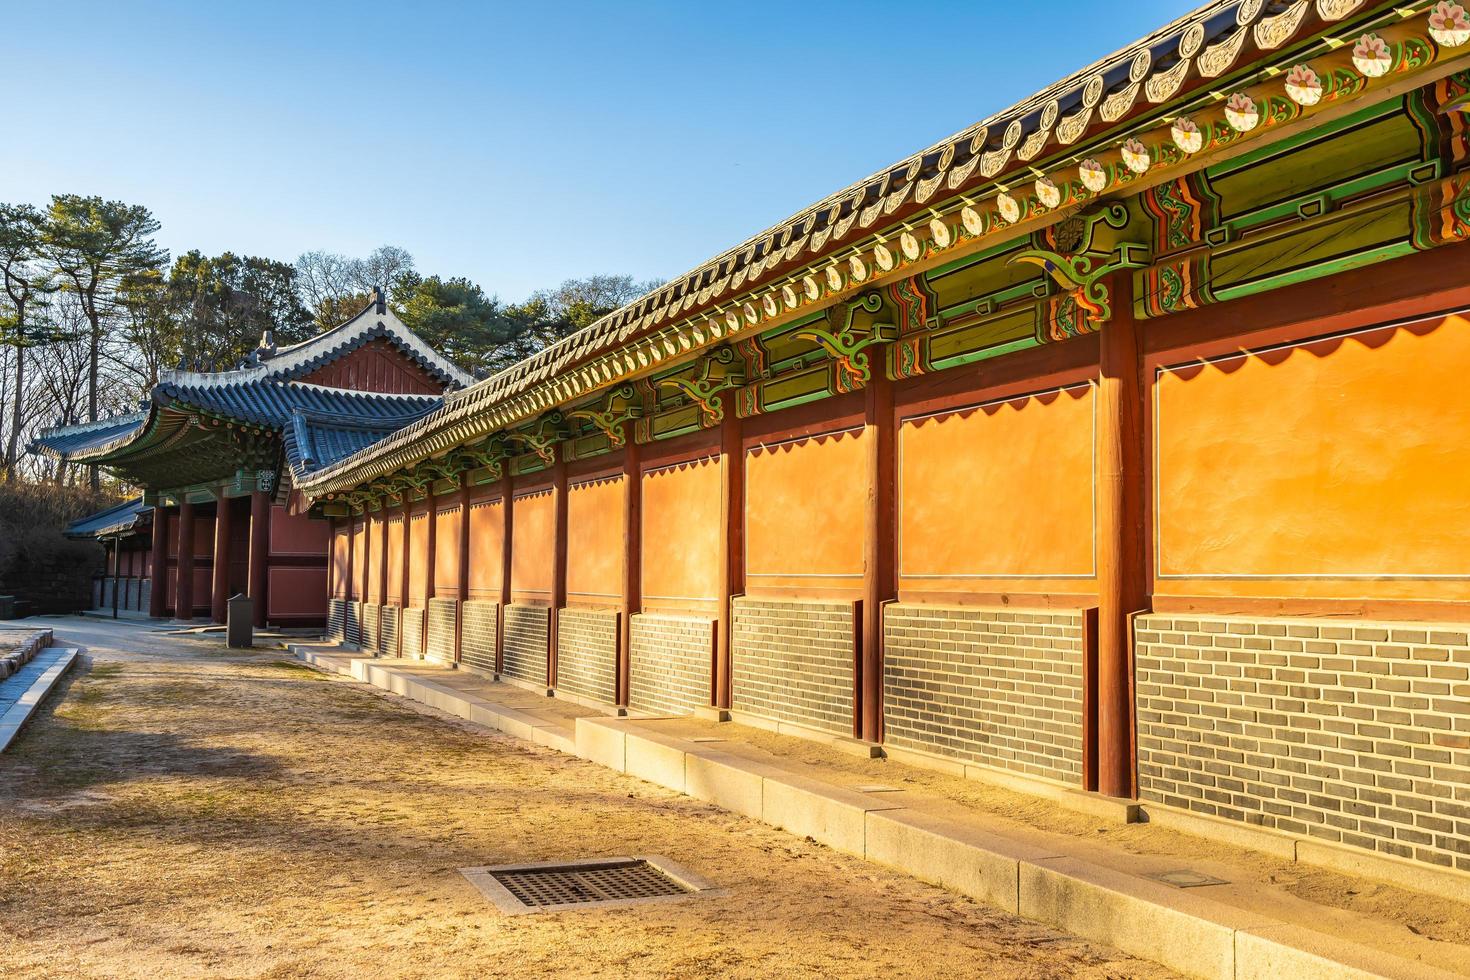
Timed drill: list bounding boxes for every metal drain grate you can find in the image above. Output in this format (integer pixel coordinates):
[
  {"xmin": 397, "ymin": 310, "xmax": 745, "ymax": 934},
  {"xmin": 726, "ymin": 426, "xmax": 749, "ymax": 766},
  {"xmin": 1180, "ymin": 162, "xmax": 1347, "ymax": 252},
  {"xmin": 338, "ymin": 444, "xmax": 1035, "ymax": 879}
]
[{"xmin": 461, "ymin": 856, "xmax": 722, "ymax": 914}]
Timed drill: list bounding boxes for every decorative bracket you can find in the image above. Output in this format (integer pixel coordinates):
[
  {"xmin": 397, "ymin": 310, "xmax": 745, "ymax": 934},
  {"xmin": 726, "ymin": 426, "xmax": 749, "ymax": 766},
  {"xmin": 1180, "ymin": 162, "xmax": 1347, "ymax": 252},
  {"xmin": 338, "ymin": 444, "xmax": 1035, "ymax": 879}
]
[
  {"xmin": 568, "ymin": 384, "xmax": 644, "ymax": 446},
  {"xmin": 794, "ymin": 291, "xmax": 899, "ymax": 391},
  {"xmin": 657, "ymin": 347, "xmax": 745, "ymax": 427},
  {"xmin": 506, "ymin": 411, "xmax": 568, "ymax": 466},
  {"xmin": 1008, "ymin": 242, "xmax": 1151, "ymax": 323}
]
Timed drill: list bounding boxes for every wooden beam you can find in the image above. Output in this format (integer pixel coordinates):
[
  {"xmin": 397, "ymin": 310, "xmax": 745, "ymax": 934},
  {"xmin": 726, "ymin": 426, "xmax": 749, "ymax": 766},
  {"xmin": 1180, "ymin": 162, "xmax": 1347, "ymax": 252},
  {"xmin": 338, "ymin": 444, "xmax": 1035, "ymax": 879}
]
[
  {"xmin": 149, "ymin": 504, "xmax": 169, "ymax": 619},
  {"xmin": 249, "ymin": 491, "xmax": 269, "ymax": 628},
  {"xmin": 377, "ymin": 504, "xmax": 390, "ymax": 613},
  {"xmin": 211, "ymin": 494, "xmax": 232, "ymax": 624},
  {"xmin": 399, "ymin": 498, "xmax": 411, "ymax": 657},
  {"xmin": 859, "ymin": 371, "xmax": 895, "ymax": 743},
  {"xmin": 498, "ymin": 474, "xmax": 514, "ymax": 675},
  {"xmin": 1097, "ymin": 272, "xmax": 1146, "ymax": 799},
  {"xmin": 176, "ymin": 498, "xmax": 195, "ymax": 622},
  {"xmin": 715, "ymin": 411, "xmax": 744, "ymax": 709},
  {"xmin": 619, "ymin": 430, "xmax": 641, "ymax": 707},
  {"xmin": 425, "ymin": 493, "xmax": 437, "ymax": 604},
  {"xmin": 549, "ymin": 456, "xmax": 568, "ymax": 689},
  {"xmin": 457, "ymin": 476, "xmax": 471, "ymax": 663}
]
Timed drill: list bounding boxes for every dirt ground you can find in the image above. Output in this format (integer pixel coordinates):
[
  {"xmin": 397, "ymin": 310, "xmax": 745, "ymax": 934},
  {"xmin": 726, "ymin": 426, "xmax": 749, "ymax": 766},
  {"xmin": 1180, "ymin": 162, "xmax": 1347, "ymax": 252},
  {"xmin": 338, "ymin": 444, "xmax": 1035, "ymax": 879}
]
[{"xmin": 0, "ymin": 621, "xmax": 1174, "ymax": 980}]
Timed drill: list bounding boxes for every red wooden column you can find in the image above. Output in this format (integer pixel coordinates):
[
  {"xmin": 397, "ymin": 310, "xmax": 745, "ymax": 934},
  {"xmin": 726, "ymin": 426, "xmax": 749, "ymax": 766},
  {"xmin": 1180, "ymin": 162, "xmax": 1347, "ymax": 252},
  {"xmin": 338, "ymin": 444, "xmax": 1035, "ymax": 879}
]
[
  {"xmin": 398, "ymin": 498, "xmax": 411, "ymax": 614},
  {"xmin": 715, "ymin": 411, "xmax": 744, "ymax": 710},
  {"xmin": 1097, "ymin": 273, "xmax": 1147, "ymax": 799},
  {"xmin": 361, "ymin": 507, "xmax": 372, "ymax": 607},
  {"xmin": 211, "ymin": 494, "xmax": 233, "ymax": 624},
  {"xmin": 176, "ymin": 498, "xmax": 195, "ymax": 622},
  {"xmin": 498, "ymin": 474, "xmax": 514, "ymax": 674},
  {"xmin": 859, "ymin": 371, "xmax": 896, "ymax": 743},
  {"xmin": 346, "ymin": 510, "xmax": 356, "ymax": 603},
  {"xmin": 548, "ymin": 457, "xmax": 568, "ymax": 688},
  {"xmin": 149, "ymin": 504, "xmax": 168, "ymax": 618},
  {"xmin": 248, "ymin": 490, "xmax": 270, "ymax": 628},
  {"xmin": 377, "ymin": 502, "xmax": 390, "ymax": 612},
  {"xmin": 456, "ymin": 477, "xmax": 471, "ymax": 661},
  {"xmin": 425, "ymin": 493, "xmax": 437, "ymax": 605},
  {"xmin": 618, "ymin": 431, "xmax": 641, "ymax": 706}
]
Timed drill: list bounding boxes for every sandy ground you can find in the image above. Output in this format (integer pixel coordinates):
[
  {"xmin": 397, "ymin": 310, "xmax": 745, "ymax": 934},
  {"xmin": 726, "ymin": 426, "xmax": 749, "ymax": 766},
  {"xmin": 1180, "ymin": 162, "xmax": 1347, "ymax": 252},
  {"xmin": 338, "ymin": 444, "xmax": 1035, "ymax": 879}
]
[{"xmin": 0, "ymin": 620, "xmax": 1174, "ymax": 980}]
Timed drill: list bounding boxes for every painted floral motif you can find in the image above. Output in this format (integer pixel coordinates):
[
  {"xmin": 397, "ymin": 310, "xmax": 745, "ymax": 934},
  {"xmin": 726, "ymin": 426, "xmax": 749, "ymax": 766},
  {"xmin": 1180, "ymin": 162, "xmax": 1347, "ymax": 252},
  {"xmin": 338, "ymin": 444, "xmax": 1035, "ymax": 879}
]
[
  {"xmin": 960, "ymin": 205, "xmax": 985, "ymax": 236},
  {"xmin": 1078, "ymin": 158, "xmax": 1109, "ymax": 192},
  {"xmin": 928, "ymin": 217, "xmax": 952, "ymax": 249},
  {"xmin": 1351, "ymin": 33, "xmax": 1392, "ymax": 78},
  {"xmin": 1035, "ymin": 176, "xmax": 1062, "ymax": 209},
  {"xmin": 1170, "ymin": 116, "xmax": 1203, "ymax": 153},
  {"xmin": 803, "ymin": 275, "xmax": 821, "ymax": 301},
  {"xmin": 900, "ymin": 230, "xmax": 921, "ymax": 261},
  {"xmin": 1121, "ymin": 138, "xmax": 1151, "ymax": 174},
  {"xmin": 762, "ymin": 293, "xmax": 779, "ymax": 317},
  {"xmin": 996, "ymin": 191, "xmax": 1022, "ymax": 223},
  {"xmin": 1430, "ymin": 2, "xmax": 1470, "ymax": 47},
  {"xmin": 848, "ymin": 254, "xmax": 868, "ymax": 282},
  {"xmin": 825, "ymin": 266, "xmax": 843, "ymax": 291},
  {"xmin": 1285, "ymin": 64, "xmax": 1322, "ymax": 106},
  {"xmin": 781, "ymin": 284, "xmax": 799, "ymax": 310},
  {"xmin": 1224, "ymin": 92, "xmax": 1259, "ymax": 132},
  {"xmin": 872, "ymin": 242, "xmax": 895, "ymax": 272}
]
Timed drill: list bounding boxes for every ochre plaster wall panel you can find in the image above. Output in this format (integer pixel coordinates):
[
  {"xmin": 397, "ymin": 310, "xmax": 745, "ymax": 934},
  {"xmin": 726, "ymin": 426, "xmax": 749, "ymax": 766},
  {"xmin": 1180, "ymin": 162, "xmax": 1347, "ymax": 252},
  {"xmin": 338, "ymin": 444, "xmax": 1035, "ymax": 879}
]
[
  {"xmin": 898, "ymin": 383, "xmax": 1095, "ymax": 596},
  {"xmin": 745, "ymin": 428, "xmax": 866, "ymax": 595},
  {"xmin": 408, "ymin": 510, "xmax": 429, "ymax": 603},
  {"xmin": 386, "ymin": 515, "xmax": 404, "ymax": 604},
  {"xmin": 511, "ymin": 486, "xmax": 555, "ymax": 601},
  {"xmin": 641, "ymin": 455, "xmax": 722, "ymax": 610},
  {"xmin": 1154, "ymin": 314, "xmax": 1470, "ymax": 601},
  {"xmin": 330, "ymin": 526, "xmax": 350, "ymax": 598},
  {"xmin": 351, "ymin": 520, "xmax": 367, "ymax": 598},
  {"xmin": 467, "ymin": 496, "xmax": 504, "ymax": 599},
  {"xmin": 366, "ymin": 515, "xmax": 384, "ymax": 603},
  {"xmin": 434, "ymin": 502, "xmax": 461, "ymax": 593},
  {"xmin": 566, "ymin": 474, "xmax": 624, "ymax": 604}
]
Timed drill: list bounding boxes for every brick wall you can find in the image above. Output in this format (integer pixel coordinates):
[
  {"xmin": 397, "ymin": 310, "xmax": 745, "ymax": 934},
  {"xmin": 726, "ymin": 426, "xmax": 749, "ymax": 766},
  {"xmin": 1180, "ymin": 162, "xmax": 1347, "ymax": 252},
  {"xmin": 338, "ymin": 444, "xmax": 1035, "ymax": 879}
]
[
  {"xmin": 1137, "ymin": 614, "xmax": 1470, "ymax": 873},
  {"xmin": 732, "ymin": 597, "xmax": 856, "ymax": 736},
  {"xmin": 503, "ymin": 604, "xmax": 549, "ymax": 686},
  {"xmin": 345, "ymin": 601, "xmax": 362, "ymax": 646},
  {"xmin": 426, "ymin": 597, "xmax": 457, "ymax": 663},
  {"xmin": 361, "ymin": 603, "xmax": 381, "ymax": 652},
  {"xmin": 401, "ymin": 606, "xmax": 425, "ymax": 659},
  {"xmin": 629, "ymin": 613, "xmax": 714, "ymax": 715},
  {"xmin": 327, "ymin": 598, "xmax": 347, "ymax": 641},
  {"xmin": 461, "ymin": 600, "xmax": 498, "ymax": 673},
  {"xmin": 380, "ymin": 605, "xmax": 400, "ymax": 657},
  {"xmin": 139, "ymin": 579, "xmax": 151, "ymax": 614},
  {"xmin": 556, "ymin": 607, "xmax": 618, "ymax": 705},
  {"xmin": 883, "ymin": 604, "xmax": 1084, "ymax": 784}
]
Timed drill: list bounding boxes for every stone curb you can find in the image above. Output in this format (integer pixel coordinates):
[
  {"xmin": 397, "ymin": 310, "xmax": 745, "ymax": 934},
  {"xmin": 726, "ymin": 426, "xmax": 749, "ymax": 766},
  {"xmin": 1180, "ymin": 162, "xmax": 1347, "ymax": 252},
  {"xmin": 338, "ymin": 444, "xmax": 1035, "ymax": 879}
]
[
  {"xmin": 0, "ymin": 629, "xmax": 53, "ymax": 680},
  {"xmin": 0, "ymin": 647, "xmax": 78, "ymax": 752},
  {"xmin": 291, "ymin": 646, "xmax": 1465, "ymax": 980}
]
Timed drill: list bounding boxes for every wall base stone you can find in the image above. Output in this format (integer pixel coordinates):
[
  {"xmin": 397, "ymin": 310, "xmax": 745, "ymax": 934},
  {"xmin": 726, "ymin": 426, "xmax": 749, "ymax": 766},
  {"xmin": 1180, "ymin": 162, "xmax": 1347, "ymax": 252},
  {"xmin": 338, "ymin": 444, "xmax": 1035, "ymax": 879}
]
[
  {"xmin": 556, "ymin": 607, "xmax": 618, "ymax": 705},
  {"xmin": 461, "ymin": 600, "xmax": 499, "ymax": 673},
  {"xmin": 400, "ymin": 606, "xmax": 425, "ymax": 659},
  {"xmin": 426, "ymin": 597, "xmax": 457, "ymax": 663},
  {"xmin": 629, "ymin": 613, "xmax": 714, "ymax": 715},
  {"xmin": 503, "ymin": 604, "xmax": 549, "ymax": 686},
  {"xmin": 731, "ymin": 597, "xmax": 856, "ymax": 737}
]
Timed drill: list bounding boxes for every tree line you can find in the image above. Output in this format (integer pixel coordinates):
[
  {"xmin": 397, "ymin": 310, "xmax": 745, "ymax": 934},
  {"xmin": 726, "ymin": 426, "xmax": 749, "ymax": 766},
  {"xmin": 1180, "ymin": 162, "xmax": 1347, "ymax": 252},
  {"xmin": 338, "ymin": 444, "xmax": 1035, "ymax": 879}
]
[{"xmin": 0, "ymin": 195, "xmax": 660, "ymax": 488}]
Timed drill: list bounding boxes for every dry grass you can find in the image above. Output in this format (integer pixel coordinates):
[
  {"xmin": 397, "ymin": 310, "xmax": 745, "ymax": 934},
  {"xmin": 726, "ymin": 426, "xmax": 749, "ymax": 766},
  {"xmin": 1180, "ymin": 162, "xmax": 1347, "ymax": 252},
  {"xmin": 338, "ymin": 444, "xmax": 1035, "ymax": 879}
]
[{"xmin": 0, "ymin": 639, "xmax": 1174, "ymax": 980}]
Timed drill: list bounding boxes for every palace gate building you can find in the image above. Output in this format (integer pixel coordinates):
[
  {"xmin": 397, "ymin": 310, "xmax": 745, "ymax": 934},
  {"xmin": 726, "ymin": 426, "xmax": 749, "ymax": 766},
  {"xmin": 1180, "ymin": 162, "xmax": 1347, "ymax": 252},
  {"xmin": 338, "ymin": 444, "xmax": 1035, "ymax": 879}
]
[
  {"xmin": 40, "ymin": 0, "xmax": 1470, "ymax": 883},
  {"xmin": 34, "ymin": 295, "xmax": 472, "ymax": 626}
]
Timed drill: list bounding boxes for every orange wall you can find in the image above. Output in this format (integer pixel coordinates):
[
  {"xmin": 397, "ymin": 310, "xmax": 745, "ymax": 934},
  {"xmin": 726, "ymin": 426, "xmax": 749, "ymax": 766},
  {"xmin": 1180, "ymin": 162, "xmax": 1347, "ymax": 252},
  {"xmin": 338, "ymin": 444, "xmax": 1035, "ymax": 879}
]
[
  {"xmin": 408, "ymin": 510, "xmax": 429, "ymax": 604},
  {"xmin": 366, "ymin": 514, "xmax": 384, "ymax": 603},
  {"xmin": 435, "ymin": 502, "xmax": 460, "ymax": 593},
  {"xmin": 898, "ymin": 383, "xmax": 1095, "ymax": 596},
  {"xmin": 351, "ymin": 519, "xmax": 367, "ymax": 598},
  {"xmin": 745, "ymin": 428, "xmax": 866, "ymax": 594},
  {"xmin": 330, "ymin": 525, "xmax": 349, "ymax": 598},
  {"xmin": 641, "ymin": 455, "xmax": 722, "ymax": 609},
  {"xmin": 566, "ymin": 474, "xmax": 624, "ymax": 604},
  {"xmin": 468, "ymin": 496, "xmax": 504, "ymax": 599},
  {"xmin": 1154, "ymin": 314, "xmax": 1470, "ymax": 601},
  {"xmin": 386, "ymin": 515, "xmax": 404, "ymax": 604},
  {"xmin": 511, "ymin": 487, "xmax": 555, "ymax": 601}
]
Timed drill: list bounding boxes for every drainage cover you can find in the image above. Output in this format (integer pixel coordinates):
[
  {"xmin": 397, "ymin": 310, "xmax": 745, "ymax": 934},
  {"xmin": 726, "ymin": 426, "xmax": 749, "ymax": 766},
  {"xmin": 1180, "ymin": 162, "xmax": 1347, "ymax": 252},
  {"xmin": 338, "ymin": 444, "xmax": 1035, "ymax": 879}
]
[
  {"xmin": 1146, "ymin": 869, "xmax": 1229, "ymax": 889},
  {"xmin": 461, "ymin": 856, "xmax": 721, "ymax": 914}
]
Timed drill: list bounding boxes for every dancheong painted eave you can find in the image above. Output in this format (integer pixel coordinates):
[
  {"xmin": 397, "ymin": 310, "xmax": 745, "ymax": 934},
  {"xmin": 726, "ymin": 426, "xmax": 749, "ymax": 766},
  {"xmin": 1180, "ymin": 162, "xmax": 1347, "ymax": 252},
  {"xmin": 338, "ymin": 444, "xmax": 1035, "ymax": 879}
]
[{"xmin": 296, "ymin": 0, "xmax": 1470, "ymax": 501}]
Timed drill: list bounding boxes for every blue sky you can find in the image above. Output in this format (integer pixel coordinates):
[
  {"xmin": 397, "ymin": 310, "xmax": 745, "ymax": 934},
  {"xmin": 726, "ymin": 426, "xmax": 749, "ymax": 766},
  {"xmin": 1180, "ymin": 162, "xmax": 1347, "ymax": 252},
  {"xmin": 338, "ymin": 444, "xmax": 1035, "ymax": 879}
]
[{"xmin": 1, "ymin": 0, "xmax": 1186, "ymax": 301}]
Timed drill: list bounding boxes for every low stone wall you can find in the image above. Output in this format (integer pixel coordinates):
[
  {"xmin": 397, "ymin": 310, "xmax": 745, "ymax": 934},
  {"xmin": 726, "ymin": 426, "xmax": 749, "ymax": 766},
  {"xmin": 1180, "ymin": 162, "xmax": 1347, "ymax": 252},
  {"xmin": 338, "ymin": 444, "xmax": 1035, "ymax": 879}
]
[
  {"xmin": 502, "ymin": 604, "xmax": 549, "ymax": 686},
  {"xmin": 327, "ymin": 598, "xmax": 347, "ymax": 641},
  {"xmin": 361, "ymin": 603, "xmax": 381, "ymax": 652},
  {"xmin": 426, "ymin": 597, "xmax": 458, "ymax": 663},
  {"xmin": 0, "ymin": 628, "xmax": 52, "ymax": 679},
  {"xmin": 629, "ymin": 613, "xmax": 714, "ymax": 716},
  {"xmin": 1136, "ymin": 613, "xmax": 1470, "ymax": 873},
  {"xmin": 883, "ymin": 604, "xmax": 1085, "ymax": 784},
  {"xmin": 461, "ymin": 600, "xmax": 498, "ymax": 673},
  {"xmin": 556, "ymin": 607, "xmax": 618, "ymax": 705},
  {"xmin": 401, "ymin": 607, "xmax": 425, "ymax": 659},
  {"xmin": 344, "ymin": 602, "xmax": 362, "ymax": 647},
  {"xmin": 380, "ymin": 606, "xmax": 400, "ymax": 657},
  {"xmin": 731, "ymin": 597, "xmax": 856, "ymax": 737}
]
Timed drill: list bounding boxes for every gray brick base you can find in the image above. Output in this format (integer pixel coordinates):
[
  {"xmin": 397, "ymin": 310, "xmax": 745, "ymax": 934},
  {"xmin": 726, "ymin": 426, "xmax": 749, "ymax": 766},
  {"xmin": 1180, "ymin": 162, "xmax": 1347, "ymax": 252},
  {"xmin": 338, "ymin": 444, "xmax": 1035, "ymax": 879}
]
[
  {"xmin": 629, "ymin": 613, "xmax": 713, "ymax": 715},
  {"xmin": 380, "ymin": 605, "xmax": 400, "ymax": 657},
  {"xmin": 461, "ymin": 601, "xmax": 498, "ymax": 673},
  {"xmin": 401, "ymin": 606, "xmax": 425, "ymax": 659},
  {"xmin": 426, "ymin": 597, "xmax": 457, "ymax": 663},
  {"xmin": 503, "ymin": 604, "xmax": 549, "ymax": 686},
  {"xmin": 1137, "ymin": 614, "xmax": 1470, "ymax": 872},
  {"xmin": 361, "ymin": 604, "xmax": 381, "ymax": 652},
  {"xmin": 345, "ymin": 602, "xmax": 362, "ymax": 646},
  {"xmin": 556, "ymin": 607, "xmax": 618, "ymax": 705},
  {"xmin": 327, "ymin": 598, "xmax": 347, "ymax": 640},
  {"xmin": 732, "ymin": 597, "xmax": 855, "ymax": 736},
  {"xmin": 883, "ymin": 604, "xmax": 1084, "ymax": 784}
]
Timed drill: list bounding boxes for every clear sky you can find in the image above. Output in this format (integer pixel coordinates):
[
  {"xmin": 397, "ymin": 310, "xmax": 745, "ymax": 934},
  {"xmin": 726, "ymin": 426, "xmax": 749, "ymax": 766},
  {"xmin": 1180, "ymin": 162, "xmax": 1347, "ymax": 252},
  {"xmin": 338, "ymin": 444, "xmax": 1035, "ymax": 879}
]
[{"xmin": 1, "ymin": 0, "xmax": 1187, "ymax": 301}]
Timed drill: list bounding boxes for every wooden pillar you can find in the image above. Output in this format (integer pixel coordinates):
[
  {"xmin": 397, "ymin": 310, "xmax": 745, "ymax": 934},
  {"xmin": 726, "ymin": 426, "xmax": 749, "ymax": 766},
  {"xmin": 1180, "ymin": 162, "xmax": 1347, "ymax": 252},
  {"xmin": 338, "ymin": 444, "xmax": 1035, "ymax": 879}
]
[
  {"xmin": 176, "ymin": 498, "xmax": 195, "ymax": 622},
  {"xmin": 248, "ymin": 490, "xmax": 270, "ymax": 628},
  {"xmin": 110, "ymin": 536, "xmax": 121, "ymax": 619},
  {"xmin": 211, "ymin": 495, "xmax": 233, "ymax": 624},
  {"xmin": 859, "ymin": 371, "xmax": 895, "ymax": 743},
  {"xmin": 498, "ymin": 474, "xmax": 514, "ymax": 674},
  {"xmin": 618, "ymin": 432, "xmax": 641, "ymax": 707},
  {"xmin": 377, "ymin": 502, "xmax": 390, "ymax": 611},
  {"xmin": 549, "ymin": 461, "xmax": 564, "ymax": 690},
  {"xmin": 457, "ymin": 478, "xmax": 471, "ymax": 662},
  {"xmin": 399, "ymin": 498, "xmax": 411, "ymax": 613},
  {"xmin": 715, "ymin": 412, "xmax": 744, "ymax": 710},
  {"xmin": 361, "ymin": 508, "xmax": 372, "ymax": 605},
  {"xmin": 346, "ymin": 511, "xmax": 356, "ymax": 602},
  {"xmin": 425, "ymin": 493, "xmax": 437, "ymax": 604},
  {"xmin": 1097, "ymin": 273, "xmax": 1146, "ymax": 799},
  {"xmin": 149, "ymin": 504, "xmax": 168, "ymax": 618}
]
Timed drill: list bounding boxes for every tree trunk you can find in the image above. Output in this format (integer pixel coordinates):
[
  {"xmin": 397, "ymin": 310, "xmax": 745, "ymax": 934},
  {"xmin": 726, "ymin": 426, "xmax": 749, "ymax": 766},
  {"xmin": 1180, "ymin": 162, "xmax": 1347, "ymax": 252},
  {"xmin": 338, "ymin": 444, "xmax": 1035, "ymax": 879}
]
[{"xmin": 6, "ymin": 341, "xmax": 23, "ymax": 482}]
